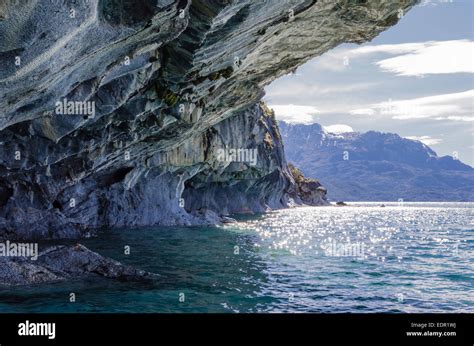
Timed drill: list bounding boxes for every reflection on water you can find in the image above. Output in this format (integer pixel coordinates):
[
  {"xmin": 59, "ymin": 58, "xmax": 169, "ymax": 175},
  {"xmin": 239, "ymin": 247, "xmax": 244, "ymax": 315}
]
[{"xmin": 0, "ymin": 202, "xmax": 472, "ymax": 313}]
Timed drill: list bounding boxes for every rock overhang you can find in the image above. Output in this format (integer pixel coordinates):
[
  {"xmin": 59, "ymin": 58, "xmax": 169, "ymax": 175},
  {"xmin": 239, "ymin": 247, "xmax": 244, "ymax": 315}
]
[{"xmin": 0, "ymin": 0, "xmax": 419, "ymax": 239}]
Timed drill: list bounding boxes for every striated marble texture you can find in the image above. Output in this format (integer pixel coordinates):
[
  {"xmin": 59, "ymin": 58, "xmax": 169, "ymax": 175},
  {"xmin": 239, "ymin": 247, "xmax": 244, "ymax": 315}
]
[{"xmin": 0, "ymin": 0, "xmax": 418, "ymax": 240}]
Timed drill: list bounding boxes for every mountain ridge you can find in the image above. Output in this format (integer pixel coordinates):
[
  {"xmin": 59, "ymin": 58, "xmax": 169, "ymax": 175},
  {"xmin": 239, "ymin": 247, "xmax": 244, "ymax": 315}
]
[{"xmin": 279, "ymin": 121, "xmax": 474, "ymax": 201}]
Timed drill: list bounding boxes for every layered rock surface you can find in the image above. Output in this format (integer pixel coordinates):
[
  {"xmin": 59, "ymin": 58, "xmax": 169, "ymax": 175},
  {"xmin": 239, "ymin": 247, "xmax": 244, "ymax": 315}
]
[
  {"xmin": 0, "ymin": 0, "xmax": 418, "ymax": 240},
  {"xmin": 288, "ymin": 163, "xmax": 328, "ymax": 206},
  {"xmin": 0, "ymin": 244, "xmax": 157, "ymax": 286}
]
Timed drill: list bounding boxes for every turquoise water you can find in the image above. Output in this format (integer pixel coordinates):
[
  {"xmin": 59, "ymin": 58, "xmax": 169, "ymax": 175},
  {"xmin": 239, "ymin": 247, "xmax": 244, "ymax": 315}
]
[{"xmin": 1, "ymin": 202, "xmax": 473, "ymax": 313}]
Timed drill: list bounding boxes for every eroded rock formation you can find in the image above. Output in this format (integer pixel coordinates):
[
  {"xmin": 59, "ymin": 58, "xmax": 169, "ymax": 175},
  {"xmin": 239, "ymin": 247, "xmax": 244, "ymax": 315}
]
[
  {"xmin": 0, "ymin": 0, "xmax": 418, "ymax": 240},
  {"xmin": 288, "ymin": 163, "xmax": 328, "ymax": 206},
  {"xmin": 0, "ymin": 244, "xmax": 157, "ymax": 286}
]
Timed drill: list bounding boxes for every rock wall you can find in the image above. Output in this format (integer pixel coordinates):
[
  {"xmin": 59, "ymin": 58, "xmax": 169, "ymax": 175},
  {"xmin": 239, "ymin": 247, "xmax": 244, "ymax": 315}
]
[
  {"xmin": 0, "ymin": 0, "xmax": 418, "ymax": 239},
  {"xmin": 182, "ymin": 102, "xmax": 321, "ymax": 218}
]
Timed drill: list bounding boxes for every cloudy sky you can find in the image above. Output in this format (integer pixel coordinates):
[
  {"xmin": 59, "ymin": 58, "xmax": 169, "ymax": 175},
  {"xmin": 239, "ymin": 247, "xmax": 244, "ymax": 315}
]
[{"xmin": 264, "ymin": 0, "xmax": 474, "ymax": 166}]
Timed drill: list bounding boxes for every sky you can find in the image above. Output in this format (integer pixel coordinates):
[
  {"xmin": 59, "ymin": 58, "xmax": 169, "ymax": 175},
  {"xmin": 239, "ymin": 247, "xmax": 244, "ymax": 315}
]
[{"xmin": 264, "ymin": 0, "xmax": 474, "ymax": 166}]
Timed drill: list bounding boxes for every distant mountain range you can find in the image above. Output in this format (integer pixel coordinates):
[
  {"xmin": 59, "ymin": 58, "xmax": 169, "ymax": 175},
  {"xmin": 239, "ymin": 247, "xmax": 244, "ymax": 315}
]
[{"xmin": 279, "ymin": 122, "xmax": 474, "ymax": 202}]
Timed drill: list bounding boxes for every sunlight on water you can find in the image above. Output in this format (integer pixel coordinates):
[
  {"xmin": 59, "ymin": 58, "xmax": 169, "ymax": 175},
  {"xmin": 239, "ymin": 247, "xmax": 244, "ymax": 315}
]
[
  {"xmin": 0, "ymin": 203, "xmax": 472, "ymax": 313},
  {"xmin": 226, "ymin": 202, "xmax": 474, "ymax": 312},
  {"xmin": 233, "ymin": 203, "xmax": 472, "ymax": 259}
]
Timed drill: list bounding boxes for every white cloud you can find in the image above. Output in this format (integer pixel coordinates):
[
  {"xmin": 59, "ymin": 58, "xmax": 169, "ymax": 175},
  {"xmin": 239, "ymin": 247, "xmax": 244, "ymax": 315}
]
[
  {"xmin": 377, "ymin": 41, "xmax": 473, "ymax": 76},
  {"xmin": 419, "ymin": 0, "xmax": 455, "ymax": 6},
  {"xmin": 350, "ymin": 40, "xmax": 474, "ymax": 76},
  {"xmin": 323, "ymin": 124, "xmax": 354, "ymax": 134},
  {"xmin": 269, "ymin": 104, "xmax": 319, "ymax": 124},
  {"xmin": 266, "ymin": 81, "xmax": 376, "ymax": 100},
  {"xmin": 308, "ymin": 52, "xmax": 349, "ymax": 72},
  {"xmin": 372, "ymin": 90, "xmax": 474, "ymax": 121},
  {"xmin": 350, "ymin": 108, "xmax": 375, "ymax": 116},
  {"xmin": 351, "ymin": 42, "xmax": 428, "ymax": 56},
  {"xmin": 434, "ymin": 116, "xmax": 474, "ymax": 122},
  {"xmin": 405, "ymin": 135, "xmax": 443, "ymax": 146}
]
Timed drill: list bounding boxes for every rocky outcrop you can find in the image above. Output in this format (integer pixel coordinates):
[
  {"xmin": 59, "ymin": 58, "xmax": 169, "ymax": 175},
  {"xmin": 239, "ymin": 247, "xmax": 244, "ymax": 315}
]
[
  {"xmin": 0, "ymin": 244, "xmax": 156, "ymax": 286},
  {"xmin": 288, "ymin": 163, "xmax": 328, "ymax": 206},
  {"xmin": 0, "ymin": 0, "xmax": 418, "ymax": 239}
]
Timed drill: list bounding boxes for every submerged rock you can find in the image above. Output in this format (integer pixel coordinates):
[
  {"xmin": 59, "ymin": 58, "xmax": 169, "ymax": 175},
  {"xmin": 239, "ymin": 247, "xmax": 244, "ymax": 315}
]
[
  {"xmin": 0, "ymin": 244, "xmax": 156, "ymax": 286},
  {"xmin": 221, "ymin": 216, "xmax": 237, "ymax": 224},
  {"xmin": 0, "ymin": 1, "xmax": 417, "ymax": 239}
]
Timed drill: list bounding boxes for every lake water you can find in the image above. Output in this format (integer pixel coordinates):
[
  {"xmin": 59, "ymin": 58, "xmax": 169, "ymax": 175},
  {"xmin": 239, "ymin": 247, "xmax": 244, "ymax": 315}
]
[{"xmin": 1, "ymin": 202, "xmax": 473, "ymax": 313}]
